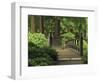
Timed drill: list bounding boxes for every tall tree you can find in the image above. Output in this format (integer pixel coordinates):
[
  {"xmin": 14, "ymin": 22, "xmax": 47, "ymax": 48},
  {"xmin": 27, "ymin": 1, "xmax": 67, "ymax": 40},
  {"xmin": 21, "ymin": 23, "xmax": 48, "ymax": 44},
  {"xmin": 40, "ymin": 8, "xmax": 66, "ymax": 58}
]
[
  {"xmin": 31, "ymin": 16, "xmax": 35, "ymax": 32},
  {"xmin": 40, "ymin": 16, "xmax": 44, "ymax": 33},
  {"xmin": 54, "ymin": 17, "xmax": 60, "ymax": 38}
]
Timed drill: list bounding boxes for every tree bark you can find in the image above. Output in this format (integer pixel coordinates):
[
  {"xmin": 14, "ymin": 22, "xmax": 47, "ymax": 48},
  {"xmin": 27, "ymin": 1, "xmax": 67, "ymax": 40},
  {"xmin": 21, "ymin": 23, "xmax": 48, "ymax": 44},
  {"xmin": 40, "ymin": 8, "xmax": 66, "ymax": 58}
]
[
  {"xmin": 40, "ymin": 16, "xmax": 44, "ymax": 33},
  {"xmin": 31, "ymin": 16, "xmax": 35, "ymax": 32},
  {"xmin": 54, "ymin": 17, "xmax": 60, "ymax": 38},
  {"xmin": 80, "ymin": 33, "xmax": 83, "ymax": 56}
]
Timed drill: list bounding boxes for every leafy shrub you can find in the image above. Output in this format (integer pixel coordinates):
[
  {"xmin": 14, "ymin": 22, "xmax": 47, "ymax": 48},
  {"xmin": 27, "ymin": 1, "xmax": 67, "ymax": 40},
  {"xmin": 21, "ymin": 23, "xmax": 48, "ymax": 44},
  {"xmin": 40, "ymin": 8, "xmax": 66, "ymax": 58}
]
[
  {"xmin": 43, "ymin": 47, "xmax": 58, "ymax": 61},
  {"xmin": 82, "ymin": 40, "xmax": 88, "ymax": 64},
  {"xmin": 28, "ymin": 32, "xmax": 58, "ymax": 66},
  {"xmin": 28, "ymin": 32, "xmax": 48, "ymax": 48},
  {"xmin": 83, "ymin": 40, "xmax": 88, "ymax": 50},
  {"xmin": 28, "ymin": 57, "xmax": 53, "ymax": 66},
  {"xmin": 28, "ymin": 45, "xmax": 58, "ymax": 66}
]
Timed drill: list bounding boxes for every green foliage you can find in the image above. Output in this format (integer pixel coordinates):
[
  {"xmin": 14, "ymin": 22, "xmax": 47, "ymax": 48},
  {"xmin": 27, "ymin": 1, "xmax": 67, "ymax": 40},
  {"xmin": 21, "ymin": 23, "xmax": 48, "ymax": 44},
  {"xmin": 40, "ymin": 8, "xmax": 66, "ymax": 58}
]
[
  {"xmin": 28, "ymin": 31, "xmax": 57, "ymax": 66},
  {"xmin": 83, "ymin": 40, "xmax": 88, "ymax": 50},
  {"xmin": 28, "ymin": 57, "xmax": 53, "ymax": 66},
  {"xmin": 82, "ymin": 40, "xmax": 88, "ymax": 64},
  {"xmin": 43, "ymin": 16, "xmax": 56, "ymax": 37},
  {"xmin": 28, "ymin": 58, "xmax": 52, "ymax": 66},
  {"xmin": 60, "ymin": 32, "xmax": 75, "ymax": 48},
  {"xmin": 60, "ymin": 17, "xmax": 88, "ymax": 39},
  {"xmin": 43, "ymin": 47, "xmax": 58, "ymax": 61},
  {"xmin": 61, "ymin": 32, "xmax": 75, "ymax": 41},
  {"xmin": 28, "ymin": 32, "xmax": 48, "ymax": 48},
  {"xmin": 28, "ymin": 45, "xmax": 58, "ymax": 66}
]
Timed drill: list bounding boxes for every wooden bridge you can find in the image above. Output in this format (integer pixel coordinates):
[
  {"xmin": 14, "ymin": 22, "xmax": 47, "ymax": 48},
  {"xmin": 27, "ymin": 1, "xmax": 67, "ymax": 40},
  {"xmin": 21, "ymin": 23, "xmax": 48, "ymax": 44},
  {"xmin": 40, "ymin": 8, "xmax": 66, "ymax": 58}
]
[{"xmin": 56, "ymin": 48, "xmax": 82, "ymax": 65}]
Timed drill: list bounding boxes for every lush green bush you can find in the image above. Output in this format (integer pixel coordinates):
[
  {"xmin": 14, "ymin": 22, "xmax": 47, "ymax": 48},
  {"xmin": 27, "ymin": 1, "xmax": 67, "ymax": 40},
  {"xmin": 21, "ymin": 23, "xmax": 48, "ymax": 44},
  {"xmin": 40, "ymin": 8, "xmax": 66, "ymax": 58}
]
[
  {"xmin": 42, "ymin": 47, "xmax": 58, "ymax": 61},
  {"xmin": 28, "ymin": 32, "xmax": 58, "ymax": 66},
  {"xmin": 28, "ymin": 32, "xmax": 48, "ymax": 48},
  {"xmin": 28, "ymin": 44, "xmax": 58, "ymax": 66},
  {"xmin": 28, "ymin": 57, "xmax": 53, "ymax": 66}
]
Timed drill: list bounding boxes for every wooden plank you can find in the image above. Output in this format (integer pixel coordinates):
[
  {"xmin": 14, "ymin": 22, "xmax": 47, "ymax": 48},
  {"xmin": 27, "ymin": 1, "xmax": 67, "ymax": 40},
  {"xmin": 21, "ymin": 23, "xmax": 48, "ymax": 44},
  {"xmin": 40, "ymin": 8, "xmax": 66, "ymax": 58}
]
[{"xmin": 58, "ymin": 57, "xmax": 82, "ymax": 61}]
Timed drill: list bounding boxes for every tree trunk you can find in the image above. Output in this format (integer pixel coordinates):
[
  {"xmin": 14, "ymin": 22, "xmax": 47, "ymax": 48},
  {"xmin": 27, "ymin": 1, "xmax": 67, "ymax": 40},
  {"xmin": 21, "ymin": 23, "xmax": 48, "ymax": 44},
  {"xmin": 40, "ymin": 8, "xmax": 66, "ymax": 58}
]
[
  {"xmin": 52, "ymin": 16, "xmax": 61, "ymax": 47},
  {"xmin": 49, "ymin": 32, "xmax": 53, "ymax": 46},
  {"xmin": 80, "ymin": 33, "xmax": 83, "ymax": 56},
  {"xmin": 40, "ymin": 16, "xmax": 44, "ymax": 33},
  {"xmin": 54, "ymin": 17, "xmax": 60, "ymax": 38},
  {"xmin": 31, "ymin": 16, "xmax": 35, "ymax": 32}
]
